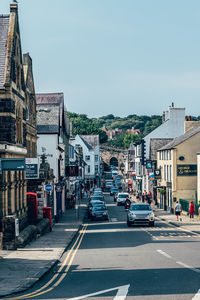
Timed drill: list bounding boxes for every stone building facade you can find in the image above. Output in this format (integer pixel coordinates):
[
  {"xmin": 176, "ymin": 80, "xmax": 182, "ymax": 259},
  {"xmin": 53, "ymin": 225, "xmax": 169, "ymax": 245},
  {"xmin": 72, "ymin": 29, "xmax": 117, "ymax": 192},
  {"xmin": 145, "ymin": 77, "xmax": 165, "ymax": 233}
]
[{"xmin": 0, "ymin": 3, "xmax": 37, "ymax": 249}]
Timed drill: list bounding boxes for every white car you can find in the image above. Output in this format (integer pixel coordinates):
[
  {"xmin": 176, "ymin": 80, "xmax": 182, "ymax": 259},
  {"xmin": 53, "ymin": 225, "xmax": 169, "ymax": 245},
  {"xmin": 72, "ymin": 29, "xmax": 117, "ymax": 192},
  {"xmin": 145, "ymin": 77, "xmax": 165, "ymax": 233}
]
[
  {"xmin": 127, "ymin": 203, "xmax": 155, "ymax": 227},
  {"xmin": 116, "ymin": 193, "xmax": 129, "ymax": 206}
]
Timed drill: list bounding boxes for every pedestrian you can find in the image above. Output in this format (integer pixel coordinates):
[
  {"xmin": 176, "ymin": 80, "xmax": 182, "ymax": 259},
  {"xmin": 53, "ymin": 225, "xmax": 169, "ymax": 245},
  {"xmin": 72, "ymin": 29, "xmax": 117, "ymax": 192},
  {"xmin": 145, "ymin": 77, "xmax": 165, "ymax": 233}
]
[
  {"xmin": 174, "ymin": 201, "xmax": 182, "ymax": 221},
  {"xmin": 189, "ymin": 201, "xmax": 195, "ymax": 219}
]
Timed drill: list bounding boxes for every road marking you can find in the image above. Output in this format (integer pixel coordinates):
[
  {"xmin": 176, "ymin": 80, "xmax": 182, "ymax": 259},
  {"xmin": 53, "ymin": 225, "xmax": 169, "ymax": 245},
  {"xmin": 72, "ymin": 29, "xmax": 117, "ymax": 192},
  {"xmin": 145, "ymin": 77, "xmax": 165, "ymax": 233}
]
[
  {"xmin": 176, "ymin": 261, "xmax": 200, "ymax": 274},
  {"xmin": 8, "ymin": 225, "xmax": 88, "ymax": 300},
  {"xmin": 157, "ymin": 249, "xmax": 172, "ymax": 259},
  {"xmin": 111, "ymin": 218, "xmax": 118, "ymax": 222},
  {"xmin": 157, "ymin": 217, "xmax": 200, "ymax": 238},
  {"xmin": 68, "ymin": 284, "xmax": 130, "ymax": 300},
  {"xmin": 192, "ymin": 289, "xmax": 200, "ymax": 299}
]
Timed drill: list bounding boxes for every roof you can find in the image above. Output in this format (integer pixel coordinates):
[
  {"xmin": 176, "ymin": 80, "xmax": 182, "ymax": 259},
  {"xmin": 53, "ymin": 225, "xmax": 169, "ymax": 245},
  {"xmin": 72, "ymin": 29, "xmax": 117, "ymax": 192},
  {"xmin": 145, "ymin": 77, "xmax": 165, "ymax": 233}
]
[
  {"xmin": 81, "ymin": 135, "xmax": 99, "ymax": 149},
  {"xmin": 36, "ymin": 93, "xmax": 64, "ymax": 127},
  {"xmin": 150, "ymin": 138, "xmax": 173, "ymax": 160},
  {"xmin": 159, "ymin": 126, "xmax": 200, "ymax": 151},
  {"xmin": 0, "ymin": 15, "xmax": 9, "ymax": 89},
  {"xmin": 79, "ymin": 136, "xmax": 93, "ymax": 151},
  {"xmin": 37, "ymin": 104, "xmax": 60, "ymax": 134}
]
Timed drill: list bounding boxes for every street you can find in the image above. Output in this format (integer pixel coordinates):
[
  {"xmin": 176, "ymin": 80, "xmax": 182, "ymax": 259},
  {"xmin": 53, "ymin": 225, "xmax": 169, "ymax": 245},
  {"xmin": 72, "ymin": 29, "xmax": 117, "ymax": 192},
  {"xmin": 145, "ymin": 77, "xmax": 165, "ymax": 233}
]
[{"xmin": 7, "ymin": 193, "xmax": 200, "ymax": 300}]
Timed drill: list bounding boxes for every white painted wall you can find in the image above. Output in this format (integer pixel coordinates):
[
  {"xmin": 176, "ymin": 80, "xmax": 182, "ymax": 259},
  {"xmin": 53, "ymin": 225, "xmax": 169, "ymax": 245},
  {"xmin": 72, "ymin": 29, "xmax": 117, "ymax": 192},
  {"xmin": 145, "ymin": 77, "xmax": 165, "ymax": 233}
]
[
  {"xmin": 71, "ymin": 135, "xmax": 100, "ymax": 178},
  {"xmin": 144, "ymin": 107, "xmax": 185, "ymax": 159},
  {"xmin": 37, "ymin": 134, "xmax": 58, "ymax": 177}
]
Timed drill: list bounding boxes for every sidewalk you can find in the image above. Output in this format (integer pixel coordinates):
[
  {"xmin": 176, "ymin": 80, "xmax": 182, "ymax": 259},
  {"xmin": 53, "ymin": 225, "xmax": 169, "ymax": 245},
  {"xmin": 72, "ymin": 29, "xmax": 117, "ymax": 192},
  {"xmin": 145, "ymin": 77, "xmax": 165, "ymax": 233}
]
[
  {"xmin": 0, "ymin": 198, "xmax": 88, "ymax": 298},
  {"xmin": 131, "ymin": 195, "xmax": 200, "ymax": 234},
  {"xmin": 156, "ymin": 207, "xmax": 200, "ymax": 234}
]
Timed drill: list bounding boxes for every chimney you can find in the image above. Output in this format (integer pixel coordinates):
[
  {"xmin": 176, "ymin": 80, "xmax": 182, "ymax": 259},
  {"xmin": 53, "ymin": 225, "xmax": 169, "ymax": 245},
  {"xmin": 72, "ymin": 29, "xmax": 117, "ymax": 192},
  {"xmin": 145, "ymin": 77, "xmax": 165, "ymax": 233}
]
[{"xmin": 10, "ymin": 2, "xmax": 18, "ymax": 13}]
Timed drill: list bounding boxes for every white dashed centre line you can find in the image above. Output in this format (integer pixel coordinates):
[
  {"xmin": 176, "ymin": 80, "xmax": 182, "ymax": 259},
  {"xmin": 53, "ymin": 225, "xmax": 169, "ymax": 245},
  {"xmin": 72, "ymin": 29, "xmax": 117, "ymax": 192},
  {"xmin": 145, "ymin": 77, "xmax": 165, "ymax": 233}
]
[{"xmin": 157, "ymin": 249, "xmax": 172, "ymax": 259}]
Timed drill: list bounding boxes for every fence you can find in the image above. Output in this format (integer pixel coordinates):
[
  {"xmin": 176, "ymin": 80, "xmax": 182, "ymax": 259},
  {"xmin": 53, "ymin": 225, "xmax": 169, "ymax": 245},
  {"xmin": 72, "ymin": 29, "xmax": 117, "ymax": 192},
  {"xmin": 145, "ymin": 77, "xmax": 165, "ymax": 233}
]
[{"xmin": 179, "ymin": 199, "xmax": 199, "ymax": 215}]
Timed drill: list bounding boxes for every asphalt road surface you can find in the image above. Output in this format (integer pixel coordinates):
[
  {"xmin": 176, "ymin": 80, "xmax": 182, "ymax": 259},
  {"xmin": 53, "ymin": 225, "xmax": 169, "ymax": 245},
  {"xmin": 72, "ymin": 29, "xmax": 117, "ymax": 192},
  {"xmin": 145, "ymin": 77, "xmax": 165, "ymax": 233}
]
[{"xmin": 7, "ymin": 194, "xmax": 200, "ymax": 300}]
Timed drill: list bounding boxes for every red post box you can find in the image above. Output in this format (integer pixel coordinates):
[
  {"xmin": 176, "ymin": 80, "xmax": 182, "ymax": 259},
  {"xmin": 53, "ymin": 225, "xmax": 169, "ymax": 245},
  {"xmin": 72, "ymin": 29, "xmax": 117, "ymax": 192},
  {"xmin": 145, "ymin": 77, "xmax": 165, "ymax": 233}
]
[
  {"xmin": 27, "ymin": 192, "xmax": 38, "ymax": 219},
  {"xmin": 42, "ymin": 207, "xmax": 52, "ymax": 230}
]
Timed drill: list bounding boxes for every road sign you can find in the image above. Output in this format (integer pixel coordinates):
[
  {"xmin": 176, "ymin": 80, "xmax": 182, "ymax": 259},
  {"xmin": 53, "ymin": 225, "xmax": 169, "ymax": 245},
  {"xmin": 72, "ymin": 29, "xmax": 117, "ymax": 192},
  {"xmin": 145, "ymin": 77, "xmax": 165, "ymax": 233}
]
[
  {"xmin": 44, "ymin": 184, "xmax": 53, "ymax": 192},
  {"xmin": 25, "ymin": 158, "xmax": 39, "ymax": 179}
]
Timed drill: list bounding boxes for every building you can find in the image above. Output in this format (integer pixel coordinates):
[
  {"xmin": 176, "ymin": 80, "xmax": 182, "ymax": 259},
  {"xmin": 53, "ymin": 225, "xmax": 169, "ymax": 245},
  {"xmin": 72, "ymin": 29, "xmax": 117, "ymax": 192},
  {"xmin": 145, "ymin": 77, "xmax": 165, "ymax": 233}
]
[
  {"xmin": 36, "ymin": 93, "xmax": 70, "ymax": 221},
  {"xmin": 157, "ymin": 125, "xmax": 200, "ymax": 212},
  {"xmin": 133, "ymin": 104, "xmax": 185, "ymax": 194},
  {"xmin": 0, "ymin": 2, "xmax": 38, "ymax": 249},
  {"xmin": 70, "ymin": 135, "xmax": 100, "ymax": 188}
]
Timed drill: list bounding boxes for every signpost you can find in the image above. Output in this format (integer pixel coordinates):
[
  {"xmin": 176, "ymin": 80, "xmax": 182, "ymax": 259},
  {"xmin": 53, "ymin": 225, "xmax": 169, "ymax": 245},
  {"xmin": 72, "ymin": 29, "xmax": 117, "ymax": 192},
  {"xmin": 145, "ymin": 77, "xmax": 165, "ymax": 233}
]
[{"xmin": 44, "ymin": 184, "xmax": 53, "ymax": 192}]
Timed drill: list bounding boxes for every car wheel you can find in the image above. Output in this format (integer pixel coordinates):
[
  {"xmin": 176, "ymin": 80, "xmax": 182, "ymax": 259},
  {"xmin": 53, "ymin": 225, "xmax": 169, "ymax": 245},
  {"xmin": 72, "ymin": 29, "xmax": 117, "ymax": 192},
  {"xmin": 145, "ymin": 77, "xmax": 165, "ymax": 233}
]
[{"xmin": 149, "ymin": 221, "xmax": 154, "ymax": 227}]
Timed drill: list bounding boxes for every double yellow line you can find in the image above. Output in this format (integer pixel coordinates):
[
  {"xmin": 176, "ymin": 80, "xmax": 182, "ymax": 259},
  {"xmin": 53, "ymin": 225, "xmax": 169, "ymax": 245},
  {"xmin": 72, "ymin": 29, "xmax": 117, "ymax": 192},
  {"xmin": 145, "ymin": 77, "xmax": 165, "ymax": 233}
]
[{"xmin": 8, "ymin": 224, "xmax": 88, "ymax": 300}]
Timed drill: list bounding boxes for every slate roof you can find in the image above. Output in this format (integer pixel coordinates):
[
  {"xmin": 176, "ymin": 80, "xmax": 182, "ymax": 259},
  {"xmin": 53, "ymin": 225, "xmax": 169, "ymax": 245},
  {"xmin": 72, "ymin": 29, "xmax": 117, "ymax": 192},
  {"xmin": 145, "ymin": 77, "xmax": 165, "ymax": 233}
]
[
  {"xmin": 36, "ymin": 93, "xmax": 64, "ymax": 127},
  {"xmin": 158, "ymin": 126, "xmax": 200, "ymax": 151},
  {"xmin": 150, "ymin": 138, "xmax": 173, "ymax": 160},
  {"xmin": 0, "ymin": 15, "xmax": 9, "ymax": 89},
  {"xmin": 81, "ymin": 135, "xmax": 99, "ymax": 149},
  {"xmin": 36, "ymin": 104, "xmax": 60, "ymax": 134},
  {"xmin": 79, "ymin": 136, "xmax": 93, "ymax": 151}
]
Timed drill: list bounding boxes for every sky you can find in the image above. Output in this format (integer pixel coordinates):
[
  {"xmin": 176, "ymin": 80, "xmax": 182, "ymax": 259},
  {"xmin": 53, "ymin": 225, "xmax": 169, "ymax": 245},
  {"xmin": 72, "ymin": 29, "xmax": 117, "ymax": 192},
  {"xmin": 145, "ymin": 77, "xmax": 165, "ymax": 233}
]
[{"xmin": 1, "ymin": 0, "xmax": 200, "ymax": 118}]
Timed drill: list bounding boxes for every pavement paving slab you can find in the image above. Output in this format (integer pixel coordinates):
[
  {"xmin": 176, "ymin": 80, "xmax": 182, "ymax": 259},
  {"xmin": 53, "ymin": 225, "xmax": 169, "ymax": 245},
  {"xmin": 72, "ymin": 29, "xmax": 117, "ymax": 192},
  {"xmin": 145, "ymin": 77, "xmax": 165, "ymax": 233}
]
[{"xmin": 0, "ymin": 198, "xmax": 87, "ymax": 298}]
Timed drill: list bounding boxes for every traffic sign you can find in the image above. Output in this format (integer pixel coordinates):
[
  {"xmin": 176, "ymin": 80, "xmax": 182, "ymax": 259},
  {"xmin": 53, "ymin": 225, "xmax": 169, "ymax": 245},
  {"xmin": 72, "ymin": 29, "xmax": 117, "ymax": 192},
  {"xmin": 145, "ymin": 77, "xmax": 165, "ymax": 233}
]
[{"xmin": 44, "ymin": 184, "xmax": 53, "ymax": 192}]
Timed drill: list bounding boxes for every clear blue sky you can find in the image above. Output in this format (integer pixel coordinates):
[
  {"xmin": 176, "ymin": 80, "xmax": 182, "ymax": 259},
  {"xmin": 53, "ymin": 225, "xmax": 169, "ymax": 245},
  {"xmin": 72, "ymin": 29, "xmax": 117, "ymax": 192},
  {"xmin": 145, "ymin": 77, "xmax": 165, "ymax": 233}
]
[{"xmin": 1, "ymin": 0, "xmax": 200, "ymax": 117}]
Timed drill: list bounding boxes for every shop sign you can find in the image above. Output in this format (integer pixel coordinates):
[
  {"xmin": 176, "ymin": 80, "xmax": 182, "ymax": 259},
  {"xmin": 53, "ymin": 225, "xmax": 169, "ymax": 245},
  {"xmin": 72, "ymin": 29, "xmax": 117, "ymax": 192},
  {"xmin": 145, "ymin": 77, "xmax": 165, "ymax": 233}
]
[
  {"xmin": 177, "ymin": 164, "xmax": 197, "ymax": 176},
  {"xmin": 65, "ymin": 166, "xmax": 79, "ymax": 177},
  {"xmin": 148, "ymin": 172, "xmax": 154, "ymax": 181},
  {"xmin": 25, "ymin": 158, "xmax": 39, "ymax": 179},
  {"xmin": 154, "ymin": 169, "xmax": 161, "ymax": 179},
  {"xmin": 1, "ymin": 158, "xmax": 25, "ymax": 171},
  {"xmin": 146, "ymin": 161, "xmax": 152, "ymax": 169}
]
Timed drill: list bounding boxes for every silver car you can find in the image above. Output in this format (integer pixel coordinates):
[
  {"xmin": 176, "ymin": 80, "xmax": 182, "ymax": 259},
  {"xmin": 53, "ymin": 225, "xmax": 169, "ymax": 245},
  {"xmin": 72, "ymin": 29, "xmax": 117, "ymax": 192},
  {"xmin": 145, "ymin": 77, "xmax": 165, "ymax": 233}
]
[{"xmin": 127, "ymin": 203, "xmax": 155, "ymax": 227}]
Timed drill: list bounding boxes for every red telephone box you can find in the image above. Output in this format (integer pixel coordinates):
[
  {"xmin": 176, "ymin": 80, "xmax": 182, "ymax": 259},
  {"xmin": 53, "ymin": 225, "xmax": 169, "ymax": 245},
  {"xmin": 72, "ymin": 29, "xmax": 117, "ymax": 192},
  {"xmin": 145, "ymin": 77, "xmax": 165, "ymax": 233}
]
[
  {"xmin": 42, "ymin": 207, "xmax": 52, "ymax": 230},
  {"xmin": 26, "ymin": 192, "xmax": 38, "ymax": 219}
]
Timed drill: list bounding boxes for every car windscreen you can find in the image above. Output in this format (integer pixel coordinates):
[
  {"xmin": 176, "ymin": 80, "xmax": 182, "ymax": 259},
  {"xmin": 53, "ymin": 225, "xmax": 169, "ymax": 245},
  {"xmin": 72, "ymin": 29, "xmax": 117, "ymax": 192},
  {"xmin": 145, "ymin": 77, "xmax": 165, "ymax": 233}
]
[
  {"xmin": 93, "ymin": 206, "xmax": 106, "ymax": 211},
  {"xmin": 130, "ymin": 205, "xmax": 151, "ymax": 211},
  {"xmin": 90, "ymin": 201, "xmax": 103, "ymax": 205},
  {"xmin": 91, "ymin": 196, "xmax": 103, "ymax": 200},
  {"xmin": 118, "ymin": 194, "xmax": 128, "ymax": 198}
]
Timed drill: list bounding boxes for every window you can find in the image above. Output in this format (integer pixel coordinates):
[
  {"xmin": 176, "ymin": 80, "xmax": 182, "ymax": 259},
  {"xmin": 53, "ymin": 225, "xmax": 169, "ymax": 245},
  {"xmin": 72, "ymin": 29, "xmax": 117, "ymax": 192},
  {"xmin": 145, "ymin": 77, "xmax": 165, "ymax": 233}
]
[
  {"xmin": 164, "ymin": 165, "xmax": 166, "ymax": 180},
  {"xmin": 85, "ymin": 155, "xmax": 90, "ymax": 161},
  {"xmin": 95, "ymin": 155, "xmax": 98, "ymax": 162},
  {"xmin": 169, "ymin": 150, "xmax": 171, "ymax": 160},
  {"xmin": 170, "ymin": 165, "xmax": 172, "ymax": 181},
  {"xmin": 166, "ymin": 151, "xmax": 168, "ymax": 160},
  {"xmin": 88, "ymin": 165, "xmax": 91, "ymax": 173},
  {"xmin": 95, "ymin": 165, "xmax": 98, "ymax": 173},
  {"xmin": 167, "ymin": 165, "xmax": 169, "ymax": 181}
]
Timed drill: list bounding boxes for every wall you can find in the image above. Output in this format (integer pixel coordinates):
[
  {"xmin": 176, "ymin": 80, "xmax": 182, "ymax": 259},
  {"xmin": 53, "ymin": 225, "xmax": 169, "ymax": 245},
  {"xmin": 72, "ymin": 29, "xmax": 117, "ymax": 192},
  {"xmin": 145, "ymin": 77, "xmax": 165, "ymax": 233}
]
[
  {"xmin": 144, "ymin": 107, "xmax": 185, "ymax": 159},
  {"xmin": 37, "ymin": 134, "xmax": 58, "ymax": 178}
]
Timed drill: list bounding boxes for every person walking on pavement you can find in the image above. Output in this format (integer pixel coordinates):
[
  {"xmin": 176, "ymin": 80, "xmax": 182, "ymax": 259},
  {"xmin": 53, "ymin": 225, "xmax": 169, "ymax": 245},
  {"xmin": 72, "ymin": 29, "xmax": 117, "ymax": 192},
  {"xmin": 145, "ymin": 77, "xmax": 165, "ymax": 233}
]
[
  {"xmin": 189, "ymin": 201, "xmax": 195, "ymax": 219},
  {"xmin": 175, "ymin": 201, "xmax": 182, "ymax": 221}
]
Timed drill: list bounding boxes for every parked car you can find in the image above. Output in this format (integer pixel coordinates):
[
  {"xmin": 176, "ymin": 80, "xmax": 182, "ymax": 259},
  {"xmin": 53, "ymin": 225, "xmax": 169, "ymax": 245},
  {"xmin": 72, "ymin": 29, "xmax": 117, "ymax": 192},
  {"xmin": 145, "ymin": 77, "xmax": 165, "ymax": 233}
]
[
  {"xmin": 90, "ymin": 205, "xmax": 109, "ymax": 221},
  {"xmin": 127, "ymin": 203, "xmax": 155, "ymax": 227},
  {"xmin": 116, "ymin": 193, "xmax": 129, "ymax": 206},
  {"xmin": 110, "ymin": 187, "xmax": 118, "ymax": 196}
]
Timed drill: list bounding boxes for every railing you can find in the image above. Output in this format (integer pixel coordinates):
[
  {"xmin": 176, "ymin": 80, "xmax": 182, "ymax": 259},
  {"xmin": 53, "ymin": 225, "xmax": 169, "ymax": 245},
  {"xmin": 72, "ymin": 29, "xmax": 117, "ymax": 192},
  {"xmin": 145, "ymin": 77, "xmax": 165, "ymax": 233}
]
[{"xmin": 179, "ymin": 199, "xmax": 199, "ymax": 215}]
